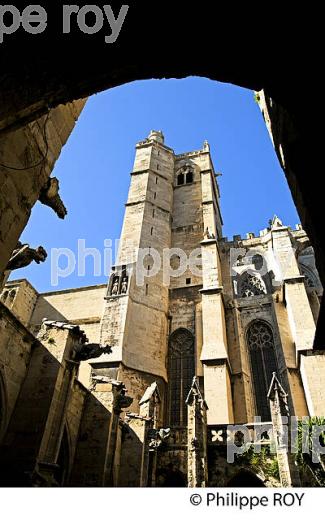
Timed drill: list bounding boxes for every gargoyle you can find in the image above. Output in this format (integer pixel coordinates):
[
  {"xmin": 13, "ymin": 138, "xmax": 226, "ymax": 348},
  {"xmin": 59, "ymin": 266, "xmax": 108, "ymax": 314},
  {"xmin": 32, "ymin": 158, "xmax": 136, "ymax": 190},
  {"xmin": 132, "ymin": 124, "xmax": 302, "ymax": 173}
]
[
  {"xmin": 114, "ymin": 392, "xmax": 133, "ymax": 413},
  {"xmin": 73, "ymin": 343, "xmax": 112, "ymax": 362},
  {"xmin": 6, "ymin": 242, "xmax": 47, "ymax": 271},
  {"xmin": 148, "ymin": 428, "xmax": 171, "ymax": 448},
  {"xmin": 39, "ymin": 177, "xmax": 67, "ymax": 219}
]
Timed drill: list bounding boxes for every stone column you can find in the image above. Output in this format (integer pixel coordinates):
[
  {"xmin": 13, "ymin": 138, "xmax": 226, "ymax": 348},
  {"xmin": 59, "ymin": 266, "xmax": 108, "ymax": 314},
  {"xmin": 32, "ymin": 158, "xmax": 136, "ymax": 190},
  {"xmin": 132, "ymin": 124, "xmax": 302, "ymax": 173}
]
[
  {"xmin": 271, "ymin": 222, "xmax": 321, "ymax": 419},
  {"xmin": 122, "ymin": 382, "xmax": 168, "ymax": 487},
  {"xmin": 268, "ymin": 373, "xmax": 301, "ymax": 487},
  {"xmin": 33, "ymin": 320, "xmax": 87, "ymax": 485},
  {"xmin": 122, "ymin": 413, "xmax": 151, "ymax": 486},
  {"xmin": 35, "ymin": 321, "xmax": 113, "ymax": 486},
  {"xmin": 139, "ymin": 382, "xmax": 161, "ymax": 487},
  {"xmin": 125, "ymin": 413, "xmax": 153, "ymax": 487},
  {"xmin": 300, "ymin": 351, "xmax": 325, "ymax": 416},
  {"xmin": 200, "ymin": 239, "xmax": 234, "ymax": 425},
  {"xmin": 102, "ymin": 382, "xmax": 133, "ymax": 486},
  {"xmin": 284, "ymin": 276, "xmax": 316, "ymax": 357},
  {"xmin": 199, "ymin": 163, "xmax": 233, "ymax": 426},
  {"xmin": 271, "ymin": 221, "xmax": 316, "ymax": 358},
  {"xmin": 186, "ymin": 378, "xmax": 208, "ymax": 488}
]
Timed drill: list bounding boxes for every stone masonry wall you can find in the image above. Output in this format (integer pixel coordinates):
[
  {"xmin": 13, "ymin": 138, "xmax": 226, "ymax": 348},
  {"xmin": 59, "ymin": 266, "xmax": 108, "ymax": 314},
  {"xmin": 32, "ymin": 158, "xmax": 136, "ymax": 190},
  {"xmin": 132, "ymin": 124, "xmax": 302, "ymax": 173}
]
[
  {"xmin": 0, "ymin": 302, "xmax": 33, "ymax": 441},
  {"xmin": 0, "ymin": 100, "xmax": 86, "ymax": 281}
]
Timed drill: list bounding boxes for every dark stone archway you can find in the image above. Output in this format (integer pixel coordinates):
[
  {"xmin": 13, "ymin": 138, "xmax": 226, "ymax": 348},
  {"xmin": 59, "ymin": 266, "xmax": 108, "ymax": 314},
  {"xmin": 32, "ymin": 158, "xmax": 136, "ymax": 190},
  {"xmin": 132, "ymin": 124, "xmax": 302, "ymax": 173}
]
[
  {"xmin": 0, "ymin": 3, "xmax": 323, "ymax": 345},
  {"xmin": 160, "ymin": 464, "xmax": 187, "ymax": 488},
  {"xmin": 0, "ymin": 4, "xmax": 316, "ymax": 132}
]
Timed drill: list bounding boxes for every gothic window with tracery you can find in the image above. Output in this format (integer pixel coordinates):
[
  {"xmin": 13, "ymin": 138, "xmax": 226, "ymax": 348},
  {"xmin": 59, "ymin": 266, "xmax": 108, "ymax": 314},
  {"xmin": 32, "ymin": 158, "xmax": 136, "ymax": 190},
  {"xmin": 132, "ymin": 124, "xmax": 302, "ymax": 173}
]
[
  {"xmin": 177, "ymin": 165, "xmax": 194, "ymax": 186},
  {"xmin": 240, "ymin": 272, "xmax": 267, "ymax": 298},
  {"xmin": 168, "ymin": 328, "xmax": 195, "ymax": 426},
  {"xmin": 247, "ymin": 321, "xmax": 278, "ymax": 421}
]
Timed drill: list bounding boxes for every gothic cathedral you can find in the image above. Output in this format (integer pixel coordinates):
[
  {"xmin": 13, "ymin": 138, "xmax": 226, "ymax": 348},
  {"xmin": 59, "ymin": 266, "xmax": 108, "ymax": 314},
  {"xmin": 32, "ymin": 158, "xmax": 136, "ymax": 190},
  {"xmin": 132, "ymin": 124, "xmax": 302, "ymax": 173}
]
[{"xmin": 0, "ymin": 131, "xmax": 324, "ymax": 487}]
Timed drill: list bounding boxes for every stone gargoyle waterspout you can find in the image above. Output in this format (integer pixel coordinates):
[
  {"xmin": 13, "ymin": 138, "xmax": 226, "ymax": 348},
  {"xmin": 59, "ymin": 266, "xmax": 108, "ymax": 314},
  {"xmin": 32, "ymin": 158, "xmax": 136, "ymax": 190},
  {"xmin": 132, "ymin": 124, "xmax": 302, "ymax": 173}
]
[
  {"xmin": 39, "ymin": 177, "xmax": 67, "ymax": 219},
  {"xmin": 6, "ymin": 241, "xmax": 47, "ymax": 271},
  {"xmin": 73, "ymin": 343, "xmax": 113, "ymax": 362}
]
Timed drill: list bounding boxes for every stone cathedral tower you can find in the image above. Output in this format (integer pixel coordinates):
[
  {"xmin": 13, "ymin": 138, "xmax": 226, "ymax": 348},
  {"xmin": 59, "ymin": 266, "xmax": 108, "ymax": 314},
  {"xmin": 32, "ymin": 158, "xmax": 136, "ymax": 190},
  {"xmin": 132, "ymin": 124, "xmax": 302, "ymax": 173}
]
[
  {"xmin": 98, "ymin": 130, "xmax": 229, "ymax": 424},
  {"xmin": 1, "ymin": 131, "xmax": 325, "ymax": 487}
]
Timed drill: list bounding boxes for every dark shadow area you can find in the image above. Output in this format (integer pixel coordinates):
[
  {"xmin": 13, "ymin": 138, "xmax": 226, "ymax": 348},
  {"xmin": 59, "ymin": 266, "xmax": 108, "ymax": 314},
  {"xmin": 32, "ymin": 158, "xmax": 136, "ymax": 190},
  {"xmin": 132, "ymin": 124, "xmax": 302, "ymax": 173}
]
[
  {"xmin": 69, "ymin": 391, "xmax": 112, "ymax": 487},
  {"xmin": 159, "ymin": 464, "xmax": 187, "ymax": 488},
  {"xmin": 0, "ymin": 334, "xmax": 114, "ymax": 487},
  {"xmin": 227, "ymin": 469, "xmax": 266, "ymax": 487}
]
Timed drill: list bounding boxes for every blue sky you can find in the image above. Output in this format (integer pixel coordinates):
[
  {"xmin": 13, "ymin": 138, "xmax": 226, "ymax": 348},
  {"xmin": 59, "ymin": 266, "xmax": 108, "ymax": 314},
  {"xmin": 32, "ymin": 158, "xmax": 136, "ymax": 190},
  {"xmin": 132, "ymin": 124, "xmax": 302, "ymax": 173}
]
[{"xmin": 12, "ymin": 77, "xmax": 299, "ymax": 292}]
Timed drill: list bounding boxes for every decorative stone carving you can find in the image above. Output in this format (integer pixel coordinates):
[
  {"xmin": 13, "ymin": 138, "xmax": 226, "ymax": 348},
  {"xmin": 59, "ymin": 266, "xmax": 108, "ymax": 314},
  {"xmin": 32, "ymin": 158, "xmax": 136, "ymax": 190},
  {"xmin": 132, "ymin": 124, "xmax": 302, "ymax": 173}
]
[
  {"xmin": 169, "ymin": 328, "xmax": 194, "ymax": 357},
  {"xmin": 91, "ymin": 375, "xmax": 120, "ymax": 386},
  {"xmin": 248, "ymin": 321, "xmax": 274, "ymax": 350},
  {"xmin": 159, "ymin": 428, "xmax": 171, "ymax": 441},
  {"xmin": 90, "ymin": 375, "xmax": 111, "ymax": 385},
  {"xmin": 103, "ymin": 383, "xmax": 133, "ymax": 486},
  {"xmin": 210, "ymin": 428, "xmax": 226, "ymax": 444},
  {"xmin": 108, "ymin": 270, "xmax": 129, "ymax": 297},
  {"xmin": 148, "ymin": 428, "xmax": 171, "ymax": 449},
  {"xmin": 165, "ymin": 428, "xmax": 188, "ymax": 447},
  {"xmin": 39, "ymin": 177, "xmax": 67, "ymax": 219},
  {"xmin": 121, "ymin": 277, "xmax": 128, "ymax": 294},
  {"xmin": 111, "ymin": 277, "xmax": 119, "ymax": 295},
  {"xmin": 73, "ymin": 343, "xmax": 112, "ymax": 362},
  {"xmin": 139, "ymin": 382, "xmax": 161, "ymax": 407},
  {"xmin": 204, "ymin": 227, "xmax": 215, "ymax": 240},
  {"xmin": 268, "ymin": 373, "xmax": 301, "ymax": 487},
  {"xmin": 269, "ymin": 215, "xmax": 284, "ymax": 229},
  {"xmin": 186, "ymin": 377, "xmax": 208, "ymax": 487},
  {"xmin": 203, "ymin": 140, "xmax": 210, "ymax": 152},
  {"xmin": 113, "ymin": 391, "xmax": 133, "ymax": 414},
  {"xmin": 41, "ymin": 319, "xmax": 88, "ymax": 342},
  {"xmin": 240, "ymin": 272, "xmax": 267, "ymax": 297},
  {"xmin": 6, "ymin": 242, "xmax": 47, "ymax": 271}
]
